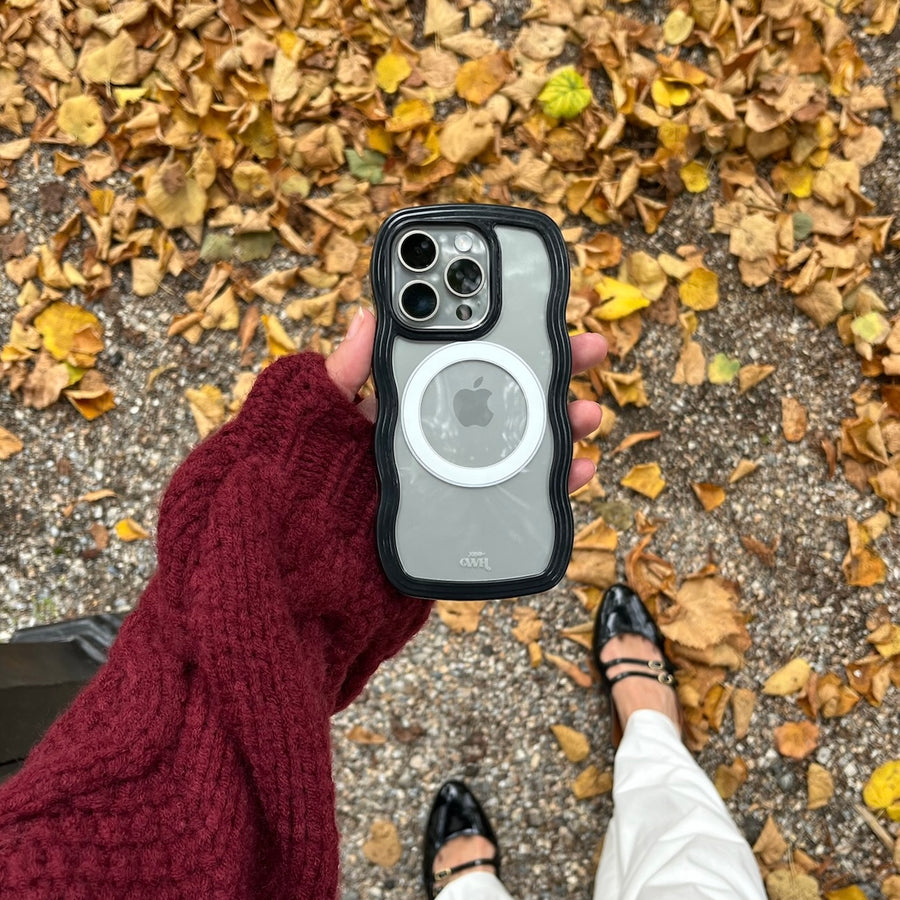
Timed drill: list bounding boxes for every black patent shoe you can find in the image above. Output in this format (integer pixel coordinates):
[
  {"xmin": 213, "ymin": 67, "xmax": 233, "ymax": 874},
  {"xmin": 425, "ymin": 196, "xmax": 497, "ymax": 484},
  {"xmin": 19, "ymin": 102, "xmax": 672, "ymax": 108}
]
[
  {"xmin": 423, "ymin": 780, "xmax": 500, "ymax": 898},
  {"xmin": 592, "ymin": 583, "xmax": 679, "ymax": 747}
]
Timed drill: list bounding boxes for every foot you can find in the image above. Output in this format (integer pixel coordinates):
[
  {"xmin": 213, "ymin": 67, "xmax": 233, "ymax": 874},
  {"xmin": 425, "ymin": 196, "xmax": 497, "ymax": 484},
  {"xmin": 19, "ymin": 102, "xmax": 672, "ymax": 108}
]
[
  {"xmin": 599, "ymin": 633, "xmax": 680, "ymax": 729},
  {"xmin": 432, "ymin": 834, "xmax": 497, "ymax": 889}
]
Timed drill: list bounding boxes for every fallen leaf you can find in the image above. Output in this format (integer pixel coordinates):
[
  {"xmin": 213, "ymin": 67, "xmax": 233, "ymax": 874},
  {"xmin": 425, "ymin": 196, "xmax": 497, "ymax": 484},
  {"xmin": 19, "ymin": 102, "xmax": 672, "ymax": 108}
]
[
  {"xmin": 863, "ymin": 759, "xmax": 900, "ymax": 821},
  {"xmin": 732, "ymin": 688, "xmax": 756, "ymax": 740},
  {"xmin": 738, "ymin": 365, "xmax": 775, "ymax": 394},
  {"xmin": 0, "ymin": 426, "xmax": 24, "ymax": 459},
  {"xmin": 781, "ymin": 397, "xmax": 808, "ymax": 442},
  {"xmin": 346, "ymin": 726, "xmax": 387, "ymax": 745},
  {"xmin": 729, "ymin": 459, "xmax": 760, "ymax": 483},
  {"xmin": 546, "ymin": 652, "xmax": 593, "ymax": 688},
  {"xmin": 691, "ymin": 482, "xmax": 725, "ymax": 511},
  {"xmin": 764, "ymin": 658, "xmax": 812, "ymax": 696},
  {"xmin": 714, "ymin": 758, "xmax": 748, "ymax": 799},
  {"xmin": 753, "ymin": 816, "xmax": 788, "ymax": 865},
  {"xmin": 115, "ymin": 518, "xmax": 149, "ymax": 542},
  {"xmin": 708, "ymin": 353, "xmax": 740, "ymax": 384},
  {"xmin": 184, "ymin": 385, "xmax": 225, "ymax": 439},
  {"xmin": 765, "ymin": 869, "xmax": 820, "ymax": 900},
  {"xmin": 362, "ymin": 820, "xmax": 402, "ymax": 867},
  {"xmin": 551, "ymin": 725, "xmax": 590, "ymax": 763},
  {"xmin": 611, "ymin": 431, "xmax": 661, "ymax": 455},
  {"xmin": 807, "ymin": 763, "xmax": 834, "ymax": 809},
  {"xmin": 436, "ymin": 600, "xmax": 486, "ymax": 633},
  {"xmin": 774, "ymin": 720, "xmax": 820, "ymax": 759},
  {"xmin": 621, "ymin": 463, "xmax": 666, "ymax": 499},
  {"xmin": 572, "ymin": 765, "xmax": 612, "ymax": 800},
  {"xmin": 539, "ymin": 67, "xmax": 592, "ymax": 119},
  {"xmin": 57, "ymin": 96, "xmax": 106, "ymax": 147}
]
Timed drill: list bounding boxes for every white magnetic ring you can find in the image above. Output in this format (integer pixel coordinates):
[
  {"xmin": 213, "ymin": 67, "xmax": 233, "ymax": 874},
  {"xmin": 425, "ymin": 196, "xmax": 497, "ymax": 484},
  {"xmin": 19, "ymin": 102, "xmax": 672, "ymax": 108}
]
[{"xmin": 400, "ymin": 343, "xmax": 546, "ymax": 488}]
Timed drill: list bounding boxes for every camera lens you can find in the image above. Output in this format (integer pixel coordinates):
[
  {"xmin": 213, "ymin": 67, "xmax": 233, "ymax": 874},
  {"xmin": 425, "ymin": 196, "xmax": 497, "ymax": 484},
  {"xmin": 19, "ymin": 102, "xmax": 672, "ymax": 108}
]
[
  {"xmin": 446, "ymin": 258, "xmax": 483, "ymax": 297},
  {"xmin": 400, "ymin": 281, "xmax": 438, "ymax": 320},
  {"xmin": 399, "ymin": 232, "xmax": 437, "ymax": 271}
]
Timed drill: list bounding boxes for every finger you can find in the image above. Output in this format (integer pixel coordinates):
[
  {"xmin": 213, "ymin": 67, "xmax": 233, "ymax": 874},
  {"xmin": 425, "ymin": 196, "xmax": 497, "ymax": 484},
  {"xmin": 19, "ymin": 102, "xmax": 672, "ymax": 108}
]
[
  {"xmin": 568, "ymin": 399, "xmax": 602, "ymax": 443},
  {"xmin": 356, "ymin": 394, "xmax": 377, "ymax": 423},
  {"xmin": 568, "ymin": 457, "xmax": 596, "ymax": 494},
  {"xmin": 325, "ymin": 308, "xmax": 376, "ymax": 401},
  {"xmin": 571, "ymin": 332, "xmax": 608, "ymax": 377}
]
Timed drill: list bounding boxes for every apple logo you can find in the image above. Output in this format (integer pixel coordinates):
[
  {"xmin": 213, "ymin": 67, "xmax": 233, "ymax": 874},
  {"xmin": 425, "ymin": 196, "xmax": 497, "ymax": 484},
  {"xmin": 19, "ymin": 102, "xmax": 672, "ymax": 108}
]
[{"xmin": 453, "ymin": 377, "xmax": 494, "ymax": 427}]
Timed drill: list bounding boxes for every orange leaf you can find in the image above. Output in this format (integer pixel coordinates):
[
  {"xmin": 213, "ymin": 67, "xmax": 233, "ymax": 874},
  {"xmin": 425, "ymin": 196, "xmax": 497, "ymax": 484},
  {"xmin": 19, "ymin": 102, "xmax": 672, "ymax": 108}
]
[{"xmin": 774, "ymin": 721, "xmax": 820, "ymax": 759}]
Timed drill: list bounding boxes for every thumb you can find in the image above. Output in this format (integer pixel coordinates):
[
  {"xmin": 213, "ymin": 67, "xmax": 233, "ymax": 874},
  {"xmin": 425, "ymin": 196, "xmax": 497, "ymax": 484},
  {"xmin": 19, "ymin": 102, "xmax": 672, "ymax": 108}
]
[{"xmin": 325, "ymin": 307, "xmax": 375, "ymax": 401}]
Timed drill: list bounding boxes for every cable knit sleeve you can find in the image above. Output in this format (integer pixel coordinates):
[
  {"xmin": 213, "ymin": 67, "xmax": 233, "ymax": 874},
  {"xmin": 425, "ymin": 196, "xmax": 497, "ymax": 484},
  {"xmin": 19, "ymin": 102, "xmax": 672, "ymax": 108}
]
[{"xmin": 0, "ymin": 353, "xmax": 432, "ymax": 899}]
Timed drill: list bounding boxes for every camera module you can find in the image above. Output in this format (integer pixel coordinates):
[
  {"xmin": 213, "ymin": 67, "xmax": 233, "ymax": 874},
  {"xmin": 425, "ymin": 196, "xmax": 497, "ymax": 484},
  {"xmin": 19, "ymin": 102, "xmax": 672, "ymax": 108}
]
[
  {"xmin": 400, "ymin": 281, "xmax": 439, "ymax": 320},
  {"xmin": 445, "ymin": 258, "xmax": 483, "ymax": 297},
  {"xmin": 399, "ymin": 232, "xmax": 437, "ymax": 271}
]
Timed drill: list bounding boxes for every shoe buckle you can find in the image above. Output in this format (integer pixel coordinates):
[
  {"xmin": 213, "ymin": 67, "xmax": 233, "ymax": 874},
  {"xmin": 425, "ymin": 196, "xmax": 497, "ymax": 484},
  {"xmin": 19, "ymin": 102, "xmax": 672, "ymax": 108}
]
[
  {"xmin": 648, "ymin": 660, "xmax": 664, "ymax": 670},
  {"xmin": 434, "ymin": 867, "xmax": 452, "ymax": 884},
  {"xmin": 657, "ymin": 672, "xmax": 675, "ymax": 685}
]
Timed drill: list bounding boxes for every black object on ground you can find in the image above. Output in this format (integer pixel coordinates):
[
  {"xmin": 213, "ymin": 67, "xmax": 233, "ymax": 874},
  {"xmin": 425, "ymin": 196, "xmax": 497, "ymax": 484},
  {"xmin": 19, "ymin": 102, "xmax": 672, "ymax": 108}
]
[{"xmin": 0, "ymin": 614, "xmax": 124, "ymax": 784}]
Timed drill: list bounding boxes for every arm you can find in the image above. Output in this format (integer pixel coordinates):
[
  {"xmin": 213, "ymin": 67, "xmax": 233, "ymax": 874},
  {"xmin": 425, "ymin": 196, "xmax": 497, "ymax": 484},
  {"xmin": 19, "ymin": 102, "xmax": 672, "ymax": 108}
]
[{"xmin": 0, "ymin": 320, "xmax": 431, "ymax": 899}]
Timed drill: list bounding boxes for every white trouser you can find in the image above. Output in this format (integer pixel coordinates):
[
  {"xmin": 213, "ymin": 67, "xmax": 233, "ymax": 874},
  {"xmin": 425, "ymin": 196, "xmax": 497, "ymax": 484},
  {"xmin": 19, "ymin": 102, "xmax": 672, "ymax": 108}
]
[{"xmin": 439, "ymin": 710, "xmax": 765, "ymax": 900}]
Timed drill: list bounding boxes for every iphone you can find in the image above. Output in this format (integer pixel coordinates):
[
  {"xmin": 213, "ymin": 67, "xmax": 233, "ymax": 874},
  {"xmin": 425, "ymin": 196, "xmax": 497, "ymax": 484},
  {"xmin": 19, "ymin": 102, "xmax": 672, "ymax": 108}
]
[{"xmin": 370, "ymin": 204, "xmax": 572, "ymax": 600}]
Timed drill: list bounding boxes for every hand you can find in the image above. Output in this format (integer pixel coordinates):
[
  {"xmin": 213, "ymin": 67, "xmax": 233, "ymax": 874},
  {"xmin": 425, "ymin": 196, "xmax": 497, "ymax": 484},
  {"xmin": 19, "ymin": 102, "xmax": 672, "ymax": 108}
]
[{"xmin": 326, "ymin": 307, "xmax": 608, "ymax": 493}]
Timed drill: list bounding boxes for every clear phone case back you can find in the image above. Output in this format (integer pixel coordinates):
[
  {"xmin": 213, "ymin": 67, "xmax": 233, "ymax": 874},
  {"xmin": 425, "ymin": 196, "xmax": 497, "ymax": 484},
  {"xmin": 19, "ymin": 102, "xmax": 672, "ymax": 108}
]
[{"xmin": 371, "ymin": 205, "xmax": 572, "ymax": 600}]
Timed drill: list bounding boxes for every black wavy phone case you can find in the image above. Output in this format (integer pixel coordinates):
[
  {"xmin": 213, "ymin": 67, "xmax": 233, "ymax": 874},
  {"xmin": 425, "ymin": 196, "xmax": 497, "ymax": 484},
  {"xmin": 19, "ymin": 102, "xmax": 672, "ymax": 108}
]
[{"xmin": 371, "ymin": 204, "xmax": 572, "ymax": 600}]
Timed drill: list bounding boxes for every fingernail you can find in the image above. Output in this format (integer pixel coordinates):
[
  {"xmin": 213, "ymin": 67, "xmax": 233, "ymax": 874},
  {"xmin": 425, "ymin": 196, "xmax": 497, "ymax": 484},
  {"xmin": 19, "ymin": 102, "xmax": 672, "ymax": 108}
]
[{"xmin": 346, "ymin": 305, "xmax": 366, "ymax": 340}]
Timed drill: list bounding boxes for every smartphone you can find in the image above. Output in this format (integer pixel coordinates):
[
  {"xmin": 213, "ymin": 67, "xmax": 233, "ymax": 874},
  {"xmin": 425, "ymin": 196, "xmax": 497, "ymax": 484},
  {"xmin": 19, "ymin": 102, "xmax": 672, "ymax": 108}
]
[{"xmin": 370, "ymin": 204, "xmax": 572, "ymax": 600}]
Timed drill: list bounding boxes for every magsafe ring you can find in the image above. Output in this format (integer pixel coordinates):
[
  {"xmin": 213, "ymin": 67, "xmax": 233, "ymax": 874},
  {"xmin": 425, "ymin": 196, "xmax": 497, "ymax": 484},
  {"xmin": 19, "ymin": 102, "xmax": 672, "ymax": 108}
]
[{"xmin": 400, "ymin": 343, "xmax": 546, "ymax": 488}]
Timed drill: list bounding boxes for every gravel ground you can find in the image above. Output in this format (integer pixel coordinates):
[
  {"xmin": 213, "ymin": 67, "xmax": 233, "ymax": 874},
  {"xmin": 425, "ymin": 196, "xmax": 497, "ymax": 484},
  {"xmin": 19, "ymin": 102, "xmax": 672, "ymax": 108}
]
[{"xmin": 2, "ymin": 6, "xmax": 900, "ymax": 900}]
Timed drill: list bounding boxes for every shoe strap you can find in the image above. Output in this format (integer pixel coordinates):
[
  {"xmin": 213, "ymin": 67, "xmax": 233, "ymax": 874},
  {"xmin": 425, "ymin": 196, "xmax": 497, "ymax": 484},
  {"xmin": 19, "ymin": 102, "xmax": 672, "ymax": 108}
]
[
  {"xmin": 606, "ymin": 667, "xmax": 677, "ymax": 688},
  {"xmin": 434, "ymin": 856, "xmax": 499, "ymax": 890},
  {"xmin": 599, "ymin": 656, "xmax": 676, "ymax": 675}
]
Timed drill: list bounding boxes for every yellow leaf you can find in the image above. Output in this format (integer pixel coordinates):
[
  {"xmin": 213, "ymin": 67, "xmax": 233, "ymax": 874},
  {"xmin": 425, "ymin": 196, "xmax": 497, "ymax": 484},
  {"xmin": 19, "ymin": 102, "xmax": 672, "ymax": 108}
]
[
  {"xmin": 651, "ymin": 78, "xmax": 692, "ymax": 108},
  {"xmin": 708, "ymin": 353, "xmax": 740, "ymax": 384},
  {"xmin": 64, "ymin": 371, "xmax": 115, "ymax": 421},
  {"xmin": 145, "ymin": 159, "xmax": 206, "ymax": 230},
  {"xmin": 551, "ymin": 725, "xmax": 590, "ymax": 763},
  {"xmin": 572, "ymin": 765, "xmax": 612, "ymax": 800},
  {"xmin": 131, "ymin": 258, "xmax": 163, "ymax": 297},
  {"xmin": 0, "ymin": 138, "xmax": 30, "ymax": 160},
  {"xmin": 679, "ymin": 268, "xmax": 718, "ymax": 310},
  {"xmin": 729, "ymin": 459, "xmax": 760, "ymax": 484},
  {"xmin": 436, "ymin": 600, "xmax": 486, "ymax": 633},
  {"xmin": 57, "ymin": 96, "xmax": 105, "ymax": 147},
  {"xmin": 672, "ymin": 340, "xmax": 706, "ymax": 385},
  {"xmin": 34, "ymin": 302, "xmax": 103, "ymax": 363},
  {"xmin": 538, "ymin": 67, "xmax": 592, "ymax": 119},
  {"xmin": 386, "ymin": 98, "xmax": 434, "ymax": 133},
  {"xmin": 680, "ymin": 160, "xmax": 709, "ymax": 193},
  {"xmin": 79, "ymin": 31, "xmax": 139, "ymax": 85},
  {"xmin": 115, "ymin": 518, "xmax": 149, "ymax": 542},
  {"xmin": 621, "ymin": 463, "xmax": 666, "ymax": 499},
  {"xmin": 184, "ymin": 385, "xmax": 225, "ymax": 438},
  {"xmin": 438, "ymin": 108, "xmax": 494, "ymax": 164},
  {"xmin": 714, "ymin": 758, "xmax": 748, "ymax": 799},
  {"xmin": 261, "ymin": 314, "xmax": 296, "ymax": 359},
  {"xmin": 825, "ymin": 888, "xmax": 868, "ymax": 900},
  {"xmin": 663, "ymin": 9, "xmax": 695, "ymax": 44},
  {"xmin": 374, "ymin": 51, "xmax": 411, "ymax": 94},
  {"xmin": 691, "ymin": 482, "xmax": 725, "ymax": 511},
  {"xmin": 0, "ymin": 426, "xmax": 24, "ymax": 460},
  {"xmin": 772, "ymin": 162, "xmax": 814, "ymax": 198},
  {"xmin": 456, "ymin": 53, "xmax": 510, "ymax": 104},
  {"xmin": 863, "ymin": 759, "xmax": 900, "ymax": 821},
  {"xmin": 593, "ymin": 277, "xmax": 650, "ymax": 320},
  {"xmin": 807, "ymin": 763, "xmax": 834, "ymax": 810},
  {"xmin": 763, "ymin": 658, "xmax": 812, "ymax": 696}
]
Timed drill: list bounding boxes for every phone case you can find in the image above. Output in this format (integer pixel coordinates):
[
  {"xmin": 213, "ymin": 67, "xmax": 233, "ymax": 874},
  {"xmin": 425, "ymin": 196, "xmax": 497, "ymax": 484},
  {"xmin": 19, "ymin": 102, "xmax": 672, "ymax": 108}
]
[{"xmin": 371, "ymin": 204, "xmax": 572, "ymax": 600}]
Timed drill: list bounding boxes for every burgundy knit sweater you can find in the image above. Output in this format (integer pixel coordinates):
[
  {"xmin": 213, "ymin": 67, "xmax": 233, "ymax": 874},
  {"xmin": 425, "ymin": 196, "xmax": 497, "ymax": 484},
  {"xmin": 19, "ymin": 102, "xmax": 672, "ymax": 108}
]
[{"xmin": 0, "ymin": 353, "xmax": 433, "ymax": 898}]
